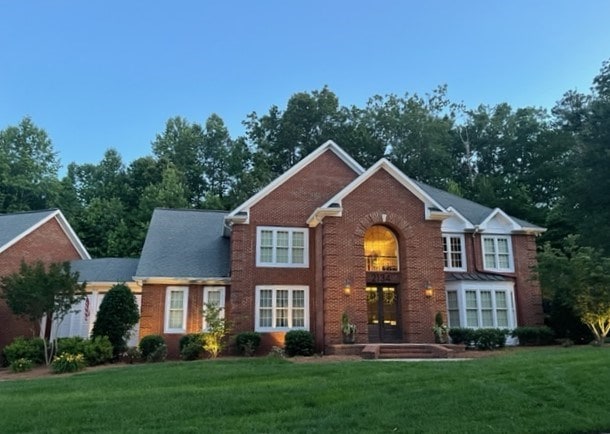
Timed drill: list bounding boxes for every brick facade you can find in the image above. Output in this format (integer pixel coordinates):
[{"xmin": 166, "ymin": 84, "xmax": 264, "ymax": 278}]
[{"xmin": 0, "ymin": 218, "xmax": 83, "ymax": 350}]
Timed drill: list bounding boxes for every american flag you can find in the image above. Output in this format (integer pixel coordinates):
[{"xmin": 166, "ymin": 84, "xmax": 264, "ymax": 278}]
[{"xmin": 84, "ymin": 296, "xmax": 90, "ymax": 321}]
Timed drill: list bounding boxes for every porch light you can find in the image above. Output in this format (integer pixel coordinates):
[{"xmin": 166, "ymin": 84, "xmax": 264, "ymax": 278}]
[
  {"xmin": 343, "ymin": 280, "xmax": 352, "ymax": 296},
  {"xmin": 424, "ymin": 281, "xmax": 434, "ymax": 298}
]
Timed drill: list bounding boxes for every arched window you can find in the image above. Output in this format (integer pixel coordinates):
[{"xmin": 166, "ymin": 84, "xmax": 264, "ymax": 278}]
[{"xmin": 364, "ymin": 226, "xmax": 399, "ymax": 272}]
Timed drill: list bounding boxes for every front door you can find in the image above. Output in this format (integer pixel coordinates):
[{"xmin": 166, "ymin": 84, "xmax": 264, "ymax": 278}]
[{"xmin": 366, "ymin": 285, "xmax": 400, "ymax": 342}]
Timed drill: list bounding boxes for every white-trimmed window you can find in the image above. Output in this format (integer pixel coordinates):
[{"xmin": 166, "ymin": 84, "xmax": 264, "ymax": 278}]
[
  {"xmin": 256, "ymin": 227, "xmax": 308, "ymax": 268},
  {"xmin": 203, "ymin": 286, "xmax": 225, "ymax": 331},
  {"xmin": 482, "ymin": 235, "xmax": 514, "ymax": 272},
  {"xmin": 165, "ymin": 286, "xmax": 188, "ymax": 333},
  {"xmin": 445, "ymin": 282, "xmax": 516, "ymax": 329},
  {"xmin": 442, "ymin": 234, "xmax": 466, "ymax": 271},
  {"xmin": 255, "ymin": 285, "xmax": 309, "ymax": 332}
]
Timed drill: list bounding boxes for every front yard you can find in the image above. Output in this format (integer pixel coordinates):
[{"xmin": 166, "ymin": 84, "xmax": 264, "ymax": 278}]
[{"xmin": 0, "ymin": 346, "xmax": 608, "ymax": 433}]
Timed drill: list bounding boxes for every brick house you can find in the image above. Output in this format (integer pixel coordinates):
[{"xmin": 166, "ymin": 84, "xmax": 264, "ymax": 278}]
[
  {"xmin": 0, "ymin": 209, "xmax": 90, "ymax": 350},
  {"xmin": 137, "ymin": 141, "xmax": 545, "ymax": 356}
]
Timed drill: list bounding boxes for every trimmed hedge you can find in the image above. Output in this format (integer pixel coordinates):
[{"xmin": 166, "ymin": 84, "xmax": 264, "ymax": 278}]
[
  {"xmin": 139, "ymin": 335, "xmax": 166, "ymax": 360},
  {"xmin": 235, "ymin": 332, "xmax": 261, "ymax": 356},
  {"xmin": 56, "ymin": 336, "xmax": 113, "ymax": 366},
  {"xmin": 179, "ymin": 333, "xmax": 204, "ymax": 360},
  {"xmin": 284, "ymin": 330, "xmax": 314, "ymax": 357},
  {"xmin": 2, "ymin": 337, "xmax": 45, "ymax": 366},
  {"xmin": 511, "ymin": 326, "xmax": 555, "ymax": 346},
  {"xmin": 449, "ymin": 327, "xmax": 509, "ymax": 350}
]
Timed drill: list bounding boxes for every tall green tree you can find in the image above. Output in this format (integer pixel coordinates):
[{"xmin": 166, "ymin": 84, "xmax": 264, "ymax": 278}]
[
  {"xmin": 0, "ymin": 117, "xmax": 61, "ymax": 212},
  {"xmin": 152, "ymin": 117, "xmax": 205, "ymax": 206},
  {"xmin": 246, "ymin": 87, "xmax": 342, "ymax": 180}
]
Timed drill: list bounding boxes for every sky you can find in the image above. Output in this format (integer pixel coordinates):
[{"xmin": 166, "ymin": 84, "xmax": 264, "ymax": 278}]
[{"xmin": 1, "ymin": 1, "xmax": 609, "ymax": 171}]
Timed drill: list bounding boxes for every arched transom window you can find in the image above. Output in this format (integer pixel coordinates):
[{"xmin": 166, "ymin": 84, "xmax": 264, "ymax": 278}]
[{"xmin": 364, "ymin": 225, "xmax": 399, "ymax": 272}]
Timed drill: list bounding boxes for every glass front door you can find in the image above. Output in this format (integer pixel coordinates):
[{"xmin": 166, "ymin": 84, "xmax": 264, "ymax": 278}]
[{"xmin": 366, "ymin": 285, "xmax": 400, "ymax": 342}]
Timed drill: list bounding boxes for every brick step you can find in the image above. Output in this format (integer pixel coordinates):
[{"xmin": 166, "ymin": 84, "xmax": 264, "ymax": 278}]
[{"xmin": 360, "ymin": 344, "xmax": 450, "ymax": 359}]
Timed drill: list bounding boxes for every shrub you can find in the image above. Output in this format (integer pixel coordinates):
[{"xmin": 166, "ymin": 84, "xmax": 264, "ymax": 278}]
[
  {"xmin": 473, "ymin": 328, "xmax": 509, "ymax": 350},
  {"xmin": 202, "ymin": 303, "xmax": 230, "ymax": 358},
  {"xmin": 2, "ymin": 337, "xmax": 45, "ymax": 365},
  {"xmin": 51, "ymin": 352, "xmax": 86, "ymax": 374},
  {"xmin": 268, "ymin": 346, "xmax": 285, "ymax": 359},
  {"xmin": 139, "ymin": 335, "xmax": 166, "ymax": 361},
  {"xmin": 179, "ymin": 333, "xmax": 204, "ymax": 360},
  {"xmin": 10, "ymin": 358, "xmax": 33, "ymax": 373},
  {"xmin": 284, "ymin": 330, "xmax": 314, "ymax": 357},
  {"xmin": 91, "ymin": 284, "xmax": 140, "ymax": 358},
  {"xmin": 124, "ymin": 346, "xmax": 142, "ymax": 364},
  {"xmin": 235, "ymin": 332, "xmax": 261, "ymax": 356},
  {"xmin": 448, "ymin": 328, "xmax": 474, "ymax": 345},
  {"xmin": 56, "ymin": 336, "xmax": 113, "ymax": 366},
  {"xmin": 511, "ymin": 326, "xmax": 555, "ymax": 346},
  {"xmin": 147, "ymin": 344, "xmax": 167, "ymax": 363},
  {"xmin": 83, "ymin": 336, "xmax": 113, "ymax": 365}
]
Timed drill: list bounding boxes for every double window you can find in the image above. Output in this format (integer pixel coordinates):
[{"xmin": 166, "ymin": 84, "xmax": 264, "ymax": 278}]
[
  {"xmin": 482, "ymin": 236, "xmax": 514, "ymax": 272},
  {"xmin": 446, "ymin": 283, "xmax": 515, "ymax": 329},
  {"xmin": 165, "ymin": 286, "xmax": 188, "ymax": 333},
  {"xmin": 255, "ymin": 286, "xmax": 309, "ymax": 332},
  {"xmin": 256, "ymin": 227, "xmax": 308, "ymax": 267},
  {"xmin": 442, "ymin": 234, "xmax": 466, "ymax": 271}
]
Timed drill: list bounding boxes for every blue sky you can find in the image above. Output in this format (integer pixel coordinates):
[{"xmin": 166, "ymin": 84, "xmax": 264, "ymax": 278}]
[{"xmin": 1, "ymin": 1, "xmax": 609, "ymax": 170}]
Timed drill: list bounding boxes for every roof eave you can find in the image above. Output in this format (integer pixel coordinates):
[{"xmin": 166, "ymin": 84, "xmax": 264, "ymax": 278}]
[{"xmin": 306, "ymin": 207, "xmax": 343, "ymax": 227}]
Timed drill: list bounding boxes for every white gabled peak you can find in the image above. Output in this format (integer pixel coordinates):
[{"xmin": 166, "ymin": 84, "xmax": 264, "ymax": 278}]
[{"xmin": 226, "ymin": 140, "xmax": 364, "ymax": 223}]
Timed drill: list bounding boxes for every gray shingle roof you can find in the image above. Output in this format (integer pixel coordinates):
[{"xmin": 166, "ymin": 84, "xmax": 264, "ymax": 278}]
[
  {"xmin": 445, "ymin": 272, "xmax": 511, "ymax": 282},
  {"xmin": 0, "ymin": 209, "xmax": 58, "ymax": 250},
  {"xmin": 135, "ymin": 209, "xmax": 230, "ymax": 279},
  {"xmin": 414, "ymin": 181, "xmax": 543, "ymax": 229},
  {"xmin": 70, "ymin": 258, "xmax": 139, "ymax": 282}
]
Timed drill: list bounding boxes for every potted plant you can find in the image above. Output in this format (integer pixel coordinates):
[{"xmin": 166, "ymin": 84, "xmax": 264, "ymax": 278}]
[
  {"xmin": 432, "ymin": 311, "xmax": 449, "ymax": 344},
  {"xmin": 341, "ymin": 312, "xmax": 357, "ymax": 344}
]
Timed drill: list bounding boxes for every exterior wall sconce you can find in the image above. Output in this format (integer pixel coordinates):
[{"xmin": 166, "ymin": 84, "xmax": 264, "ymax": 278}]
[
  {"xmin": 343, "ymin": 280, "xmax": 352, "ymax": 296},
  {"xmin": 424, "ymin": 281, "xmax": 434, "ymax": 298}
]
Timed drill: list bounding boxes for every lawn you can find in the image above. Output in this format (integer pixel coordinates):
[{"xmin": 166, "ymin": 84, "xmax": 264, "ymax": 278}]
[{"xmin": 0, "ymin": 346, "xmax": 608, "ymax": 433}]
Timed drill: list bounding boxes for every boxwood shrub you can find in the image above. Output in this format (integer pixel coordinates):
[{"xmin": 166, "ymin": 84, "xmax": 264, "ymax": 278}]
[
  {"xmin": 284, "ymin": 330, "xmax": 314, "ymax": 357},
  {"xmin": 449, "ymin": 327, "xmax": 508, "ymax": 350},
  {"xmin": 235, "ymin": 332, "xmax": 261, "ymax": 356},
  {"xmin": 179, "ymin": 333, "xmax": 204, "ymax": 360},
  {"xmin": 511, "ymin": 326, "xmax": 555, "ymax": 346},
  {"xmin": 139, "ymin": 334, "xmax": 166, "ymax": 360},
  {"xmin": 448, "ymin": 328, "xmax": 474, "ymax": 345},
  {"xmin": 2, "ymin": 337, "xmax": 45, "ymax": 366},
  {"xmin": 56, "ymin": 336, "xmax": 113, "ymax": 366}
]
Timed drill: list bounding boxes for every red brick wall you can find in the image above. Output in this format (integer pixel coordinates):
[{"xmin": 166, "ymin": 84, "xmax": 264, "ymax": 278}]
[
  {"xmin": 512, "ymin": 234, "xmax": 544, "ymax": 326},
  {"xmin": 230, "ymin": 149, "xmax": 359, "ymax": 352},
  {"xmin": 139, "ymin": 283, "xmax": 232, "ymax": 358},
  {"xmin": 0, "ymin": 217, "xmax": 83, "ymax": 350},
  {"xmin": 322, "ymin": 170, "xmax": 446, "ymax": 347}
]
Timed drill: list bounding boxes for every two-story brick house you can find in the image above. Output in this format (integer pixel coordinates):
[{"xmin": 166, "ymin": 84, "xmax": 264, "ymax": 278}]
[{"xmin": 137, "ymin": 141, "xmax": 545, "ymax": 356}]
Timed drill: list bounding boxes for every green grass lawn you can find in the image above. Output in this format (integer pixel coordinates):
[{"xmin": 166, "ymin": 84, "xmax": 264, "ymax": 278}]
[{"xmin": 0, "ymin": 346, "xmax": 608, "ymax": 433}]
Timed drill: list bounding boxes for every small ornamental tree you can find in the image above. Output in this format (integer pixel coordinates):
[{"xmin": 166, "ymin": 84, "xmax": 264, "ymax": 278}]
[
  {"xmin": 91, "ymin": 283, "xmax": 140, "ymax": 358},
  {"xmin": 0, "ymin": 261, "xmax": 86, "ymax": 364},
  {"xmin": 202, "ymin": 303, "xmax": 230, "ymax": 358}
]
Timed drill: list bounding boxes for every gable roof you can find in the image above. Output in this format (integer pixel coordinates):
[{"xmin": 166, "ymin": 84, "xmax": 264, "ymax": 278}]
[
  {"xmin": 414, "ymin": 181, "xmax": 545, "ymax": 233},
  {"xmin": 308, "ymin": 158, "xmax": 450, "ymax": 226},
  {"xmin": 135, "ymin": 209, "xmax": 230, "ymax": 282},
  {"xmin": 70, "ymin": 258, "xmax": 139, "ymax": 283},
  {"xmin": 0, "ymin": 209, "xmax": 90, "ymax": 258},
  {"xmin": 226, "ymin": 140, "xmax": 364, "ymax": 223}
]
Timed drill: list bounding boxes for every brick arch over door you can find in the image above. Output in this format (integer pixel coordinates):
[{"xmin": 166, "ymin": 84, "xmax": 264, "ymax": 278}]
[{"xmin": 352, "ymin": 211, "xmax": 416, "ymax": 257}]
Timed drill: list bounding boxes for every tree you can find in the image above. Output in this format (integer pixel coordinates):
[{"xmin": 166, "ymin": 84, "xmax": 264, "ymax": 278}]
[
  {"xmin": 538, "ymin": 237, "xmax": 610, "ymax": 345},
  {"xmin": 152, "ymin": 117, "xmax": 206, "ymax": 206},
  {"xmin": 0, "ymin": 261, "xmax": 86, "ymax": 336},
  {"xmin": 0, "ymin": 117, "xmax": 61, "ymax": 212},
  {"xmin": 201, "ymin": 303, "xmax": 230, "ymax": 358},
  {"xmin": 91, "ymin": 283, "xmax": 140, "ymax": 358},
  {"xmin": 0, "ymin": 261, "xmax": 87, "ymax": 364}
]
